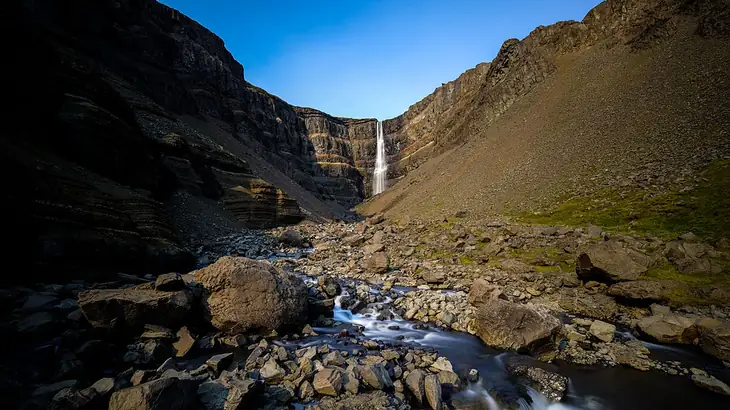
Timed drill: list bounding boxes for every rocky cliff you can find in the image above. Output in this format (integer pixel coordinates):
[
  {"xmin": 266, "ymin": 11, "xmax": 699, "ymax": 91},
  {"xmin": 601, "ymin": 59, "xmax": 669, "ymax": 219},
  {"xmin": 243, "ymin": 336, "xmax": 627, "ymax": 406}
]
[{"xmin": 5, "ymin": 0, "xmax": 375, "ymax": 280}]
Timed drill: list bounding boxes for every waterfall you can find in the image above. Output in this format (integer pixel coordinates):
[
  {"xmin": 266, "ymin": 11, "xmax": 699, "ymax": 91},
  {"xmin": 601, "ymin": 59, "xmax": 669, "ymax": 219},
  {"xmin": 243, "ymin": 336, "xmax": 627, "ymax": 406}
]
[{"xmin": 372, "ymin": 121, "xmax": 387, "ymax": 195}]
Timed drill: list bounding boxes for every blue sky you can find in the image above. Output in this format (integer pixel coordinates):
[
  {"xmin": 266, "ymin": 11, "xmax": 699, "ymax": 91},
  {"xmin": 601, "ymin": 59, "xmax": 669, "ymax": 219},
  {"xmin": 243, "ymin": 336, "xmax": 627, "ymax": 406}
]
[{"xmin": 161, "ymin": 0, "xmax": 602, "ymax": 120}]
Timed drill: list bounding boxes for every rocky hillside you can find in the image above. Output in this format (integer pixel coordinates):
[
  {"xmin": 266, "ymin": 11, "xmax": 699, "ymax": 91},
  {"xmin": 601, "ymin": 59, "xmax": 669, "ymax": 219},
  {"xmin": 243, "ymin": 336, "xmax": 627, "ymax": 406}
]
[{"xmin": 364, "ymin": 0, "xmax": 730, "ymax": 227}]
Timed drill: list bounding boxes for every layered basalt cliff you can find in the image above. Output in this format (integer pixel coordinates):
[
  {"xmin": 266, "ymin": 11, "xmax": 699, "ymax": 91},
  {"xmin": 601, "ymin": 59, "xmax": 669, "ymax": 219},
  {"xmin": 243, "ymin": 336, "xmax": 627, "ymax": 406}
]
[{"xmin": 6, "ymin": 0, "xmax": 363, "ymax": 279}]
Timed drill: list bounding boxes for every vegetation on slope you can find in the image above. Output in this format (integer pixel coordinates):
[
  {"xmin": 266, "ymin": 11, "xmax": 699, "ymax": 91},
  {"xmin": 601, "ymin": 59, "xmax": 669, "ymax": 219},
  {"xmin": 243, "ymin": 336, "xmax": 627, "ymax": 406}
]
[{"xmin": 515, "ymin": 159, "xmax": 730, "ymax": 241}]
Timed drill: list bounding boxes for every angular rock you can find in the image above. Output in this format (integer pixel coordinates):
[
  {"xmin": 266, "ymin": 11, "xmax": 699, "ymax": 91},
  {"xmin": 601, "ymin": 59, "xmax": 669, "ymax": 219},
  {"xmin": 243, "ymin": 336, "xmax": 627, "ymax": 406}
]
[
  {"xmin": 194, "ymin": 257, "xmax": 308, "ymax": 333},
  {"xmin": 298, "ymin": 380, "xmax": 315, "ymax": 400},
  {"xmin": 696, "ymin": 318, "xmax": 730, "ymax": 361},
  {"xmin": 259, "ymin": 358, "xmax": 285, "ymax": 382},
  {"xmin": 206, "ymin": 353, "xmax": 233, "ymax": 373},
  {"xmin": 468, "ymin": 278, "xmax": 501, "ymax": 307},
  {"xmin": 279, "ymin": 230, "xmax": 304, "ymax": 247},
  {"xmin": 405, "ymin": 369, "xmax": 426, "ymax": 405},
  {"xmin": 474, "ymin": 299, "xmax": 561, "ymax": 353},
  {"xmin": 342, "ymin": 370, "xmax": 359, "ymax": 394},
  {"xmin": 424, "ymin": 374, "xmax": 442, "ymax": 410},
  {"xmin": 155, "ymin": 273, "xmax": 185, "ymax": 291},
  {"xmin": 576, "ymin": 241, "xmax": 650, "ymax": 283},
  {"xmin": 78, "ymin": 284, "xmax": 193, "ymax": 330},
  {"xmin": 109, "ymin": 378, "xmax": 198, "ymax": 410},
  {"xmin": 173, "ymin": 327, "xmax": 196, "ymax": 357},
  {"xmin": 313, "ymin": 368, "xmax": 343, "ymax": 396},
  {"xmin": 637, "ymin": 314, "xmax": 698, "ymax": 344},
  {"xmin": 430, "ymin": 357, "xmax": 453, "ymax": 373},
  {"xmin": 422, "ymin": 269, "xmax": 446, "ymax": 284},
  {"xmin": 359, "ymin": 364, "xmax": 392, "ymax": 390},
  {"xmin": 365, "ymin": 252, "xmax": 389, "ymax": 274},
  {"xmin": 224, "ymin": 379, "xmax": 262, "ymax": 410},
  {"xmin": 589, "ymin": 320, "xmax": 616, "ymax": 343}
]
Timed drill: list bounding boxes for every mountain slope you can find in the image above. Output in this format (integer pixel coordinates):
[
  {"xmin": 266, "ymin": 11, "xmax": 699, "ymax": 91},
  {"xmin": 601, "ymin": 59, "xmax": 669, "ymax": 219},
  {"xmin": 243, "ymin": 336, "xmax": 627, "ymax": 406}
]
[{"xmin": 363, "ymin": 0, "xmax": 730, "ymax": 233}]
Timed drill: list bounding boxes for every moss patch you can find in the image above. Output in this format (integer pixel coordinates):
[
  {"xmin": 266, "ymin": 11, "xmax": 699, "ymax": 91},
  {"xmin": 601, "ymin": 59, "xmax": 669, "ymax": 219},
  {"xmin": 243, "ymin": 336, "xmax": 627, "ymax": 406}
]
[{"xmin": 514, "ymin": 160, "xmax": 730, "ymax": 241}]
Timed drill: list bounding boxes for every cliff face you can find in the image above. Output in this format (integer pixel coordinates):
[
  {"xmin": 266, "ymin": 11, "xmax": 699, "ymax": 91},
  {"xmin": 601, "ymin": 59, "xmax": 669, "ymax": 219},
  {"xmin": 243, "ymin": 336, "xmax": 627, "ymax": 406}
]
[{"xmin": 5, "ymin": 0, "xmax": 370, "ymax": 280}]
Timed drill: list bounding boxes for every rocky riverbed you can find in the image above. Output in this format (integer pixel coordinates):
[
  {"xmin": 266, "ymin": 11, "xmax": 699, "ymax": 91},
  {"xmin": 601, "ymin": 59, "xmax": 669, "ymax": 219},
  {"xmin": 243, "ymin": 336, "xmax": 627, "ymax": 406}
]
[{"xmin": 4, "ymin": 215, "xmax": 730, "ymax": 409}]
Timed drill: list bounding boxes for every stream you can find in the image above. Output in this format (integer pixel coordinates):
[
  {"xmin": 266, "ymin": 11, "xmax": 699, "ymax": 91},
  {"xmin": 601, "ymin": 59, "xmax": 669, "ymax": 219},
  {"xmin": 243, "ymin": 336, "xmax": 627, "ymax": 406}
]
[{"xmin": 287, "ymin": 275, "xmax": 730, "ymax": 409}]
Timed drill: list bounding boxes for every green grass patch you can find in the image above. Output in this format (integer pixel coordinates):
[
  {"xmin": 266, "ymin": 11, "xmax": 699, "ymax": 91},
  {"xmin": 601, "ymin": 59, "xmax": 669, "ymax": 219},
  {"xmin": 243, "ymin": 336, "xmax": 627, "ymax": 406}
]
[
  {"xmin": 459, "ymin": 255, "xmax": 475, "ymax": 265},
  {"xmin": 514, "ymin": 160, "xmax": 730, "ymax": 241}
]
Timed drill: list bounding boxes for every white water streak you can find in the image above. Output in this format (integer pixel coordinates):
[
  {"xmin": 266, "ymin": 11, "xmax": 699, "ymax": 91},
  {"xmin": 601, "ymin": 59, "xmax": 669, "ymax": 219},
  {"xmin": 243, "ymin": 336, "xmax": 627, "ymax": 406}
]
[{"xmin": 372, "ymin": 121, "xmax": 387, "ymax": 195}]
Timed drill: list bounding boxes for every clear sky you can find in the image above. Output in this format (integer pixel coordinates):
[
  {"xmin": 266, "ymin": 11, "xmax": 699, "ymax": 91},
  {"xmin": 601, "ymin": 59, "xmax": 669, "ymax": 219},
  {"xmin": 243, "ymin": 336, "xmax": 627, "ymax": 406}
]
[{"xmin": 160, "ymin": 0, "xmax": 602, "ymax": 120}]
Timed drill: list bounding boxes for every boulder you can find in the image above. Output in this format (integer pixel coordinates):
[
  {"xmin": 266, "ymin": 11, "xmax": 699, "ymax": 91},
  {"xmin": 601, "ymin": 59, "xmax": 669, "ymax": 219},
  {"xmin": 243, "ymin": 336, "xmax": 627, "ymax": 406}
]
[
  {"xmin": 424, "ymin": 374, "xmax": 442, "ymax": 410},
  {"xmin": 421, "ymin": 269, "xmax": 446, "ymax": 284},
  {"xmin": 589, "ymin": 320, "xmax": 616, "ymax": 343},
  {"xmin": 637, "ymin": 314, "xmax": 698, "ymax": 344},
  {"xmin": 576, "ymin": 241, "xmax": 650, "ymax": 283},
  {"xmin": 468, "ymin": 278, "xmax": 502, "ymax": 307},
  {"xmin": 696, "ymin": 318, "xmax": 730, "ymax": 361},
  {"xmin": 109, "ymin": 378, "xmax": 198, "ymax": 410},
  {"xmin": 404, "ymin": 369, "xmax": 425, "ymax": 405},
  {"xmin": 194, "ymin": 257, "xmax": 308, "ymax": 333},
  {"xmin": 155, "ymin": 273, "xmax": 185, "ymax": 291},
  {"xmin": 474, "ymin": 299, "xmax": 561, "ymax": 353},
  {"xmin": 359, "ymin": 364, "xmax": 392, "ymax": 390},
  {"xmin": 259, "ymin": 358, "xmax": 285, "ymax": 382},
  {"xmin": 607, "ymin": 280, "xmax": 683, "ymax": 304},
  {"xmin": 279, "ymin": 230, "xmax": 304, "ymax": 247},
  {"xmin": 313, "ymin": 368, "xmax": 343, "ymax": 396},
  {"xmin": 78, "ymin": 284, "xmax": 193, "ymax": 330},
  {"xmin": 365, "ymin": 252, "xmax": 389, "ymax": 274}
]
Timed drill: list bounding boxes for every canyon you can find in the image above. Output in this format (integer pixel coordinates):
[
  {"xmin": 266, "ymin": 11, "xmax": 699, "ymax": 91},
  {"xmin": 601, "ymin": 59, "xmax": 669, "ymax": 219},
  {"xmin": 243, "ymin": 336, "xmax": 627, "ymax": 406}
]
[
  {"xmin": 8, "ymin": 0, "xmax": 730, "ymax": 280},
  {"xmin": 5, "ymin": 0, "xmax": 730, "ymax": 409}
]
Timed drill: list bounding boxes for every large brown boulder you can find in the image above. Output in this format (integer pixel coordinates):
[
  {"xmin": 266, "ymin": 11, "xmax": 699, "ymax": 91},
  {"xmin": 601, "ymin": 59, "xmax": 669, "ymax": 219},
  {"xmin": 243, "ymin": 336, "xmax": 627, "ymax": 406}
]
[
  {"xmin": 474, "ymin": 299, "xmax": 561, "ymax": 353},
  {"xmin": 468, "ymin": 278, "xmax": 502, "ymax": 307},
  {"xmin": 696, "ymin": 318, "xmax": 730, "ymax": 361},
  {"xmin": 194, "ymin": 257, "xmax": 308, "ymax": 333},
  {"xmin": 576, "ymin": 241, "xmax": 651, "ymax": 283},
  {"xmin": 109, "ymin": 378, "xmax": 198, "ymax": 410},
  {"xmin": 637, "ymin": 314, "xmax": 698, "ymax": 344},
  {"xmin": 78, "ymin": 284, "xmax": 194, "ymax": 330}
]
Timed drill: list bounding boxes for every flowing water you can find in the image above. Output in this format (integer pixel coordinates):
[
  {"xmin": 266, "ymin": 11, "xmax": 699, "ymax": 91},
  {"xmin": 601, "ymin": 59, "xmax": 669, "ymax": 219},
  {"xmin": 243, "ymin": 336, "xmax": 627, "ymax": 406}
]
[
  {"xmin": 292, "ymin": 280, "xmax": 730, "ymax": 409},
  {"xmin": 373, "ymin": 121, "xmax": 387, "ymax": 195}
]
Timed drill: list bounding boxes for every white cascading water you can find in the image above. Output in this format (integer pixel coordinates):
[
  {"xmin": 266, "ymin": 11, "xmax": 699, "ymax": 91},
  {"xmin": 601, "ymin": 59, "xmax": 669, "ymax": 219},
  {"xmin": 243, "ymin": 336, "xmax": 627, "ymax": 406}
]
[{"xmin": 372, "ymin": 121, "xmax": 387, "ymax": 195}]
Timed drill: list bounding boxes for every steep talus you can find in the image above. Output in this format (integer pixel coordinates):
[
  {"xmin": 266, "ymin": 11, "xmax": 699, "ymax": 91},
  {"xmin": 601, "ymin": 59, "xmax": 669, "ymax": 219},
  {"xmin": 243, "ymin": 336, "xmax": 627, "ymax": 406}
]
[{"xmin": 364, "ymin": 0, "xmax": 730, "ymax": 220}]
